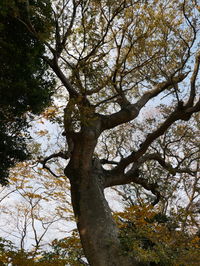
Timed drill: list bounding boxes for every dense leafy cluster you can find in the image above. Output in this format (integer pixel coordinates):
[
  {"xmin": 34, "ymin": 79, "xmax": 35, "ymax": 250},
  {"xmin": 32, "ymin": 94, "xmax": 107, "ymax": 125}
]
[
  {"xmin": 0, "ymin": 233, "xmax": 84, "ymax": 266},
  {"xmin": 0, "ymin": 0, "xmax": 55, "ymax": 184},
  {"xmin": 116, "ymin": 205, "xmax": 200, "ymax": 265}
]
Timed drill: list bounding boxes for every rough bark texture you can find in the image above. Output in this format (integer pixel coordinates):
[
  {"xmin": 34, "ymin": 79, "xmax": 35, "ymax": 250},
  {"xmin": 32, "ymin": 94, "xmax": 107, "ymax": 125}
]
[
  {"xmin": 65, "ymin": 166, "xmax": 139, "ymax": 266},
  {"xmin": 64, "ymin": 128, "xmax": 139, "ymax": 266}
]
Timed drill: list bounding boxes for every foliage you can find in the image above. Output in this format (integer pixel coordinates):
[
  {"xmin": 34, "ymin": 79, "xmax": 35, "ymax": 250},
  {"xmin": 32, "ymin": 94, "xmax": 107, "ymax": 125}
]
[
  {"xmin": 0, "ymin": 0, "xmax": 55, "ymax": 184},
  {"xmin": 39, "ymin": 231, "xmax": 84, "ymax": 265},
  {"xmin": 0, "ymin": 237, "xmax": 39, "ymax": 266},
  {"xmin": 116, "ymin": 205, "xmax": 200, "ymax": 265},
  {"xmin": 0, "ymin": 233, "xmax": 84, "ymax": 266},
  {"xmin": 0, "ymin": 161, "xmax": 72, "ymax": 252}
]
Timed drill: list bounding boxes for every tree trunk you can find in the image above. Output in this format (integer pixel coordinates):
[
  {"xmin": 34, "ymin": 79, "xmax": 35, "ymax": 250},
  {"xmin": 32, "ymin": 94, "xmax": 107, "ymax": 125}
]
[
  {"xmin": 63, "ymin": 123, "xmax": 140, "ymax": 265},
  {"xmin": 65, "ymin": 162, "xmax": 139, "ymax": 266}
]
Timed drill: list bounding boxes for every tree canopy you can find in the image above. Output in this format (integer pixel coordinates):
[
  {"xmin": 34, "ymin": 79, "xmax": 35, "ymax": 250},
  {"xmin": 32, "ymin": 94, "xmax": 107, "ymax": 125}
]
[
  {"xmin": 0, "ymin": 0, "xmax": 55, "ymax": 184},
  {"xmin": 1, "ymin": 0, "xmax": 200, "ymax": 265}
]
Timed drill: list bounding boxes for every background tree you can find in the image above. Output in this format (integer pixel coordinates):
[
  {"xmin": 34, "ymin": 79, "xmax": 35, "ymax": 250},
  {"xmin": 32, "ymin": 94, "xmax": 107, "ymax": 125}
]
[
  {"xmin": 0, "ymin": 160, "xmax": 72, "ymax": 254},
  {"xmin": 1, "ymin": 0, "xmax": 200, "ymax": 265},
  {"xmin": 0, "ymin": 0, "xmax": 55, "ymax": 184}
]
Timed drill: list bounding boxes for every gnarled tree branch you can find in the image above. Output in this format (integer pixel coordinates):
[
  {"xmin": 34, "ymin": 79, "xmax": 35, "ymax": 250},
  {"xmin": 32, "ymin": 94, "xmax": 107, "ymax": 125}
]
[
  {"xmin": 112, "ymin": 100, "xmax": 200, "ymax": 173},
  {"xmin": 40, "ymin": 152, "xmax": 68, "ymax": 178},
  {"xmin": 104, "ymin": 165, "xmax": 160, "ymax": 205},
  {"xmin": 101, "ymin": 73, "xmax": 188, "ymax": 131}
]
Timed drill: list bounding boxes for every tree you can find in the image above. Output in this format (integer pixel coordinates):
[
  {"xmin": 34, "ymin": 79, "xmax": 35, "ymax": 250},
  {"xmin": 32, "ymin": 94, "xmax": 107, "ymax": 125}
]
[
  {"xmin": 0, "ymin": 0, "xmax": 55, "ymax": 184},
  {"xmin": 3, "ymin": 0, "xmax": 200, "ymax": 265},
  {"xmin": 0, "ymin": 160, "xmax": 72, "ymax": 253}
]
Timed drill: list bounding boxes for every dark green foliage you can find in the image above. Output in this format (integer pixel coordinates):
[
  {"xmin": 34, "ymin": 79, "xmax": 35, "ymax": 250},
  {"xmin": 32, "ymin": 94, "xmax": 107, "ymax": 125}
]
[
  {"xmin": 0, "ymin": 113, "xmax": 28, "ymax": 185},
  {"xmin": 0, "ymin": 0, "xmax": 55, "ymax": 184}
]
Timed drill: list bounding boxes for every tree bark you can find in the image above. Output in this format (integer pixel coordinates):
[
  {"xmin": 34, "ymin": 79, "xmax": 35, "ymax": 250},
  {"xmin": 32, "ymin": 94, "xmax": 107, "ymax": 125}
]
[
  {"xmin": 64, "ymin": 128, "xmax": 139, "ymax": 265},
  {"xmin": 65, "ymin": 164, "xmax": 139, "ymax": 266}
]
